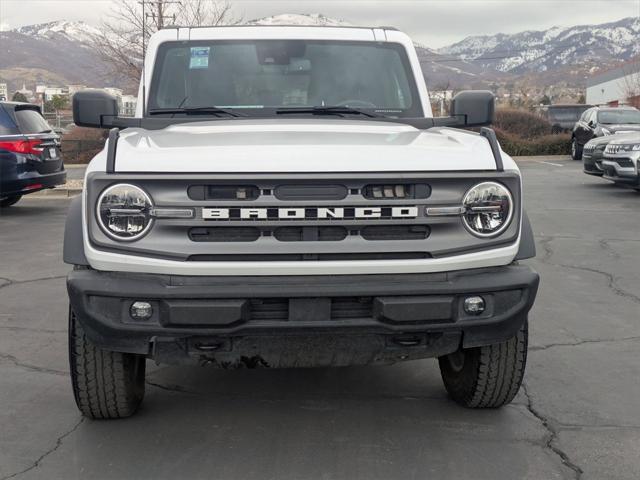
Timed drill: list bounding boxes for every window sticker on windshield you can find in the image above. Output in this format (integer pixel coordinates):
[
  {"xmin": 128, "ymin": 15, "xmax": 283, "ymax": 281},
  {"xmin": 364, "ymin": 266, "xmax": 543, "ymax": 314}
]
[{"xmin": 189, "ymin": 47, "xmax": 210, "ymax": 69}]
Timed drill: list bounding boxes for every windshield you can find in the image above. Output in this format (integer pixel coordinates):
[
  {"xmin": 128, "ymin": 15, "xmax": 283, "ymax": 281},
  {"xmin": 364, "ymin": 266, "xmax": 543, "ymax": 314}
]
[
  {"xmin": 547, "ymin": 107, "xmax": 588, "ymax": 122},
  {"xmin": 148, "ymin": 40, "xmax": 421, "ymax": 117},
  {"xmin": 598, "ymin": 109, "xmax": 640, "ymax": 125}
]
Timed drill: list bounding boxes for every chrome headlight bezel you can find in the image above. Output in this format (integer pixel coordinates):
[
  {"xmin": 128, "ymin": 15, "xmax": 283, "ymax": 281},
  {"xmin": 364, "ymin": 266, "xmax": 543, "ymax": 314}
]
[
  {"xmin": 461, "ymin": 181, "xmax": 514, "ymax": 238},
  {"xmin": 96, "ymin": 183, "xmax": 154, "ymax": 242}
]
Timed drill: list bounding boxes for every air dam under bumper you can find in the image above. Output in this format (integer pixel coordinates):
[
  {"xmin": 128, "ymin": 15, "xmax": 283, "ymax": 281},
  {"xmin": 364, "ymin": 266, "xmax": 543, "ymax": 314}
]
[{"xmin": 67, "ymin": 265, "xmax": 539, "ymax": 368}]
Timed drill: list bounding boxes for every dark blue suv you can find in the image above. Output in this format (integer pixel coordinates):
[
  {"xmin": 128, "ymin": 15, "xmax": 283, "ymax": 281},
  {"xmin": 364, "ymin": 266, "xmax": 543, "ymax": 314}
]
[{"xmin": 0, "ymin": 102, "xmax": 66, "ymax": 207}]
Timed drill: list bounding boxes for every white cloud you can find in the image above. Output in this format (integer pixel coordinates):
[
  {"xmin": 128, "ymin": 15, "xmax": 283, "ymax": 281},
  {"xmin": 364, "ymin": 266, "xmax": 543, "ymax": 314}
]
[{"xmin": 0, "ymin": 22, "xmax": 11, "ymax": 32}]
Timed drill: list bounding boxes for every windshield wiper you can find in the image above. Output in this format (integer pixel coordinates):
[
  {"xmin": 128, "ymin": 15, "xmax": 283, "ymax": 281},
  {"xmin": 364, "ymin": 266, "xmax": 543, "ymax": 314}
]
[
  {"xmin": 148, "ymin": 106, "xmax": 246, "ymax": 117},
  {"xmin": 275, "ymin": 106, "xmax": 382, "ymax": 118}
]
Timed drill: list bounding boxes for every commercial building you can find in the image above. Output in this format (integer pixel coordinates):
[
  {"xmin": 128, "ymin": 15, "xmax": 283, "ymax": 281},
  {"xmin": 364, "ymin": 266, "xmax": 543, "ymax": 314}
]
[{"xmin": 586, "ymin": 60, "xmax": 640, "ymax": 108}]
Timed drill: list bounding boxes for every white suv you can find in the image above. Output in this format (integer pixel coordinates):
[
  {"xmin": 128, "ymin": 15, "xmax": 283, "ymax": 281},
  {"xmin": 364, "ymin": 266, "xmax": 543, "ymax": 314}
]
[{"xmin": 64, "ymin": 25, "xmax": 539, "ymax": 418}]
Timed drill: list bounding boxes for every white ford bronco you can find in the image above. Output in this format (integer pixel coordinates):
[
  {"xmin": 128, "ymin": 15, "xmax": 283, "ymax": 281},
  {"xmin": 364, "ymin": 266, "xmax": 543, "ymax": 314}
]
[{"xmin": 65, "ymin": 25, "xmax": 539, "ymax": 419}]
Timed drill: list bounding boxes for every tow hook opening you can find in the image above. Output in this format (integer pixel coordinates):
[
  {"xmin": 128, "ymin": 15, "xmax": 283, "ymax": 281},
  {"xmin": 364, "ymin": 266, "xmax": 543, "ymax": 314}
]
[{"xmin": 194, "ymin": 342, "xmax": 224, "ymax": 352}]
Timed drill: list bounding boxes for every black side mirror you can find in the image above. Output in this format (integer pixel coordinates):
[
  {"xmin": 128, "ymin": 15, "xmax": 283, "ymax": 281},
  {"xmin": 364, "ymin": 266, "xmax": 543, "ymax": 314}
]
[
  {"xmin": 450, "ymin": 90, "xmax": 495, "ymax": 127},
  {"xmin": 72, "ymin": 90, "xmax": 119, "ymax": 128}
]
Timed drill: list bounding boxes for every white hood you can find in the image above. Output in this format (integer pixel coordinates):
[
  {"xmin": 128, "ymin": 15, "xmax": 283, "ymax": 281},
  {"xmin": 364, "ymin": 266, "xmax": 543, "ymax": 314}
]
[{"xmin": 100, "ymin": 119, "xmax": 514, "ymax": 173}]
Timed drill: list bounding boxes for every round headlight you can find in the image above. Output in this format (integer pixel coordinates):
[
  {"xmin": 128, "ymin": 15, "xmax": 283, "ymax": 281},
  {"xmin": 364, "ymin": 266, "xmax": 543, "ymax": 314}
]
[
  {"xmin": 97, "ymin": 184, "xmax": 153, "ymax": 241},
  {"xmin": 462, "ymin": 182, "xmax": 513, "ymax": 238}
]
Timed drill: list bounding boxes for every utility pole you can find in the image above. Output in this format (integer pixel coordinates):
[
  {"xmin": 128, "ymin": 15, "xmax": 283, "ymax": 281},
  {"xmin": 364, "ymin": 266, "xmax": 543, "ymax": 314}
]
[
  {"xmin": 140, "ymin": 0, "xmax": 181, "ymax": 30},
  {"xmin": 137, "ymin": 0, "xmax": 180, "ymax": 115}
]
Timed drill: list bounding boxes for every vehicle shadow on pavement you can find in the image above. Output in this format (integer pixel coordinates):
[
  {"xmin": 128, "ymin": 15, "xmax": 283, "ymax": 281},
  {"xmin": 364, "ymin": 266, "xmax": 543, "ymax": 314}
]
[{"xmin": 51, "ymin": 362, "xmax": 559, "ymax": 480}]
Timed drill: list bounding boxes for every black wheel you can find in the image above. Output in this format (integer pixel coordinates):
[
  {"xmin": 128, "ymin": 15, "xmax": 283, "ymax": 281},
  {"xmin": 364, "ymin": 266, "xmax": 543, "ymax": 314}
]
[
  {"xmin": 69, "ymin": 307, "xmax": 146, "ymax": 419},
  {"xmin": 571, "ymin": 138, "xmax": 582, "ymax": 160},
  {"xmin": 438, "ymin": 320, "xmax": 528, "ymax": 408},
  {"xmin": 0, "ymin": 195, "xmax": 22, "ymax": 207}
]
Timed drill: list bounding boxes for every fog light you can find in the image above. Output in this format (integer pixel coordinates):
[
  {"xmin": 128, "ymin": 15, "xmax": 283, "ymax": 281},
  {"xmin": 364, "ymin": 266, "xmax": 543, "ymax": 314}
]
[
  {"xmin": 463, "ymin": 296, "xmax": 485, "ymax": 315},
  {"xmin": 130, "ymin": 301, "xmax": 153, "ymax": 320}
]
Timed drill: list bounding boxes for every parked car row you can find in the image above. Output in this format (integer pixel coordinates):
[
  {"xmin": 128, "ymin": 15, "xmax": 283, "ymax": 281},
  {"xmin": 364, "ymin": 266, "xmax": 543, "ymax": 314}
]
[
  {"xmin": 571, "ymin": 106, "xmax": 640, "ymax": 161},
  {"xmin": 0, "ymin": 101, "xmax": 66, "ymax": 207}
]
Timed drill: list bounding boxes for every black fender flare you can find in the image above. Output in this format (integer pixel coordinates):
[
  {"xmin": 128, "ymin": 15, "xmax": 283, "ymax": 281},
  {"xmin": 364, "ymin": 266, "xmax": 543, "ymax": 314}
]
[
  {"xmin": 515, "ymin": 211, "xmax": 536, "ymax": 260},
  {"xmin": 63, "ymin": 195, "xmax": 89, "ymax": 266}
]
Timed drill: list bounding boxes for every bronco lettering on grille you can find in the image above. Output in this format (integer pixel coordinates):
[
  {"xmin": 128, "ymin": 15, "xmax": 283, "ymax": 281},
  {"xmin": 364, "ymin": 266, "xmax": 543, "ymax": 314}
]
[{"xmin": 202, "ymin": 206, "xmax": 419, "ymax": 220}]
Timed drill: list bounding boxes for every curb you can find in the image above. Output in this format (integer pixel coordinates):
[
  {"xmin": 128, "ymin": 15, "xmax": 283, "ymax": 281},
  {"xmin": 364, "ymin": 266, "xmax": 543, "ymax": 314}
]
[{"xmin": 31, "ymin": 187, "xmax": 83, "ymax": 198}]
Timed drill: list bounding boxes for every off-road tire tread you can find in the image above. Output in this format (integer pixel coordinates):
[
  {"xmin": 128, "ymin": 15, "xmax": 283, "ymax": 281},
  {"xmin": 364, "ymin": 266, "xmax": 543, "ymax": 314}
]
[
  {"xmin": 69, "ymin": 308, "xmax": 145, "ymax": 419},
  {"xmin": 439, "ymin": 320, "xmax": 528, "ymax": 408}
]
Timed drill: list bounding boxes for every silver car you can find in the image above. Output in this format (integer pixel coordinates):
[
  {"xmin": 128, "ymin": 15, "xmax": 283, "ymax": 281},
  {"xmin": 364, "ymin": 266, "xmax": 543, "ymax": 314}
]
[{"xmin": 601, "ymin": 134, "xmax": 640, "ymax": 189}]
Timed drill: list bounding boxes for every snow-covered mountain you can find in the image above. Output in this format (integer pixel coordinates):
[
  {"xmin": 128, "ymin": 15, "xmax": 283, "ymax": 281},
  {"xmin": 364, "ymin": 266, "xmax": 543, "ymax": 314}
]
[
  {"xmin": 247, "ymin": 13, "xmax": 353, "ymax": 27},
  {"xmin": 14, "ymin": 20, "xmax": 100, "ymax": 44},
  {"xmin": 0, "ymin": 21, "xmax": 114, "ymax": 94},
  {"xmin": 438, "ymin": 16, "xmax": 640, "ymax": 74},
  {"xmin": 2, "ymin": 15, "xmax": 638, "ymax": 94}
]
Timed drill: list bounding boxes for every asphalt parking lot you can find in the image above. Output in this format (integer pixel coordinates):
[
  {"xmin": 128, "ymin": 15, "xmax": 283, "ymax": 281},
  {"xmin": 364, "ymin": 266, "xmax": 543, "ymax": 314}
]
[{"xmin": 1, "ymin": 157, "xmax": 639, "ymax": 480}]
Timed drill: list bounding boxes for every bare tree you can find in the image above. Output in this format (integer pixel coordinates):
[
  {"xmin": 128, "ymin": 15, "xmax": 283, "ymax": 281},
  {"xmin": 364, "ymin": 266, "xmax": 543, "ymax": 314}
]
[{"xmin": 91, "ymin": 0, "xmax": 240, "ymax": 89}]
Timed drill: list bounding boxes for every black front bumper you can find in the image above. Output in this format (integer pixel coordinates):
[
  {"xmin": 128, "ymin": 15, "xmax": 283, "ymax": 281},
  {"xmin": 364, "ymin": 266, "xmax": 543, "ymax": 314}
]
[{"xmin": 68, "ymin": 265, "xmax": 539, "ymax": 367}]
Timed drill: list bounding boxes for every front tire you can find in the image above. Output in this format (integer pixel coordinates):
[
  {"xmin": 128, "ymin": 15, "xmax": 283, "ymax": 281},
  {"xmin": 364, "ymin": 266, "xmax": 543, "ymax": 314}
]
[
  {"xmin": 69, "ymin": 308, "xmax": 146, "ymax": 419},
  {"xmin": 0, "ymin": 195, "xmax": 22, "ymax": 207},
  {"xmin": 571, "ymin": 138, "xmax": 582, "ymax": 160},
  {"xmin": 438, "ymin": 320, "xmax": 528, "ymax": 408}
]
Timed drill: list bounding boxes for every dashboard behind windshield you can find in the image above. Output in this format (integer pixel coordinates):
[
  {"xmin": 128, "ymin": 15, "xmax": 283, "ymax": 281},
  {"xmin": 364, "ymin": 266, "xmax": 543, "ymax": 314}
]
[{"xmin": 148, "ymin": 40, "xmax": 422, "ymax": 117}]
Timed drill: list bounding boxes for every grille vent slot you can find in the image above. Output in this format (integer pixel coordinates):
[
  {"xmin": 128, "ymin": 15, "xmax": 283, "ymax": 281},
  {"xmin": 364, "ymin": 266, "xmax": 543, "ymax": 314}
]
[
  {"xmin": 249, "ymin": 299, "xmax": 289, "ymax": 321},
  {"xmin": 362, "ymin": 183, "xmax": 431, "ymax": 199},
  {"xmin": 361, "ymin": 225, "xmax": 430, "ymax": 241},
  {"xmin": 188, "ymin": 185, "xmax": 259, "ymax": 201},
  {"xmin": 331, "ymin": 297, "xmax": 373, "ymax": 319},
  {"xmin": 274, "ymin": 226, "xmax": 348, "ymax": 242},
  {"xmin": 189, "ymin": 227, "xmax": 260, "ymax": 242},
  {"xmin": 274, "ymin": 184, "xmax": 348, "ymax": 200}
]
